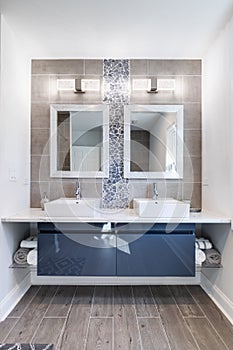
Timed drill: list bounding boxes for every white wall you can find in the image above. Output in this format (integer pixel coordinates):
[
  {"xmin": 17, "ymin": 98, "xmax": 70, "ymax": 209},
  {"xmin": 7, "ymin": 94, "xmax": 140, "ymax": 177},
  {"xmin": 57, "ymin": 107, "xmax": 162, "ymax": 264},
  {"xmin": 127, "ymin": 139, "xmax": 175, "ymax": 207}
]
[
  {"xmin": 202, "ymin": 14, "xmax": 233, "ymax": 319},
  {"xmin": 202, "ymin": 17, "xmax": 233, "ymax": 216},
  {"xmin": 0, "ymin": 15, "xmax": 31, "ymax": 319}
]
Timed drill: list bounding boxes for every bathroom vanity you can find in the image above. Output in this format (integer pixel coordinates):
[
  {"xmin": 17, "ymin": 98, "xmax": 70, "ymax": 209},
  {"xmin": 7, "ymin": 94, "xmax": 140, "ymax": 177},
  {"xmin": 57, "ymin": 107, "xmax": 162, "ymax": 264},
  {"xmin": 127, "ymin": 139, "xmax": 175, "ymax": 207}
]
[{"xmin": 2, "ymin": 207, "xmax": 230, "ymax": 285}]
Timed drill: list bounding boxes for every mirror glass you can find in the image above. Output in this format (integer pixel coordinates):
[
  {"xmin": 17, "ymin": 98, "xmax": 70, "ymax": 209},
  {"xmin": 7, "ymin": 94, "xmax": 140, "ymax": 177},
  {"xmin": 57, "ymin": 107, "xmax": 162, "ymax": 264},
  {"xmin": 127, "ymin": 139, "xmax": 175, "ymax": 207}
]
[
  {"xmin": 50, "ymin": 104, "xmax": 109, "ymax": 178},
  {"xmin": 124, "ymin": 105, "xmax": 183, "ymax": 179}
]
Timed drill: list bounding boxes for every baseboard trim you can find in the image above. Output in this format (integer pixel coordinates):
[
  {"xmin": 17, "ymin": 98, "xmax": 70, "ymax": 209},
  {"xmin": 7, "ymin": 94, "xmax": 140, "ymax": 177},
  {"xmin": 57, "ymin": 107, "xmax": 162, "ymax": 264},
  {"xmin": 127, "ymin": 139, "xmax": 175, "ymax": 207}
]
[
  {"xmin": 0, "ymin": 273, "xmax": 31, "ymax": 321},
  {"xmin": 201, "ymin": 273, "xmax": 233, "ymax": 325},
  {"xmin": 31, "ymin": 271, "xmax": 201, "ymax": 285}
]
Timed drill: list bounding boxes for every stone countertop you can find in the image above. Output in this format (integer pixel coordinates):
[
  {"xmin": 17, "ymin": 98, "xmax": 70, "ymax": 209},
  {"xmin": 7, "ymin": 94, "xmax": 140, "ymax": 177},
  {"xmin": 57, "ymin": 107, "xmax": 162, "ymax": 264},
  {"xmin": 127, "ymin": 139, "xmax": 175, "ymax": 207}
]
[{"xmin": 1, "ymin": 208, "xmax": 231, "ymax": 224}]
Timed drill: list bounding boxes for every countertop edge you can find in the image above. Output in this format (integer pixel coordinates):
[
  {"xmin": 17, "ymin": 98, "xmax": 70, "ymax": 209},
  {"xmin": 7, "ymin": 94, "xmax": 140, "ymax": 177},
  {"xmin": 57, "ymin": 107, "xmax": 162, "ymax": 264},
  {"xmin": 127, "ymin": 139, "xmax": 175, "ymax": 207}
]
[{"xmin": 1, "ymin": 208, "xmax": 231, "ymax": 224}]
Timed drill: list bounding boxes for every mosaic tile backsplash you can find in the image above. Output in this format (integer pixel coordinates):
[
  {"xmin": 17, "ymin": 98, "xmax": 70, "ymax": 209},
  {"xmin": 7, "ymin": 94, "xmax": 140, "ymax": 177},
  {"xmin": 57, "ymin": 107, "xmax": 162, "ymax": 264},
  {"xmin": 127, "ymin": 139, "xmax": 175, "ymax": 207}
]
[
  {"xmin": 102, "ymin": 59, "xmax": 130, "ymax": 208},
  {"xmin": 31, "ymin": 59, "xmax": 202, "ymax": 209}
]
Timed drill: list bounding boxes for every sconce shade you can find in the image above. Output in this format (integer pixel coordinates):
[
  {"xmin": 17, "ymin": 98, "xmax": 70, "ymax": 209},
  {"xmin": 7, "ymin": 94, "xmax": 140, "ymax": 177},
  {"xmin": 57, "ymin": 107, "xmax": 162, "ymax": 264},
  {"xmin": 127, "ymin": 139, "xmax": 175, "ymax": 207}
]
[
  {"xmin": 57, "ymin": 78, "xmax": 100, "ymax": 93},
  {"xmin": 132, "ymin": 78, "xmax": 176, "ymax": 93},
  {"xmin": 157, "ymin": 78, "xmax": 176, "ymax": 91},
  {"xmin": 57, "ymin": 79, "xmax": 76, "ymax": 91}
]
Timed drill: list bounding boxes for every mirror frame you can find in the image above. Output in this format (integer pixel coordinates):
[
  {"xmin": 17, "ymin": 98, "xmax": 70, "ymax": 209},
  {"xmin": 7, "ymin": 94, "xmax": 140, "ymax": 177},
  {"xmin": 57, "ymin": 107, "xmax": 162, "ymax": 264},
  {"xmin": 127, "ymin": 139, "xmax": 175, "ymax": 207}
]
[
  {"xmin": 50, "ymin": 104, "xmax": 109, "ymax": 178},
  {"xmin": 124, "ymin": 104, "xmax": 184, "ymax": 179}
]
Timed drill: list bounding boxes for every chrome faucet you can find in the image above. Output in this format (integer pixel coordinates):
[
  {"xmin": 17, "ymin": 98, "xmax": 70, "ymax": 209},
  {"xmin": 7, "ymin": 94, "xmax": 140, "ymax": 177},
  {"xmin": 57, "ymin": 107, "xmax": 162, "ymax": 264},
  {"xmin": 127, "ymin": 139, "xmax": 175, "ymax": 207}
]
[
  {"xmin": 75, "ymin": 180, "xmax": 81, "ymax": 201},
  {"xmin": 153, "ymin": 183, "xmax": 159, "ymax": 201}
]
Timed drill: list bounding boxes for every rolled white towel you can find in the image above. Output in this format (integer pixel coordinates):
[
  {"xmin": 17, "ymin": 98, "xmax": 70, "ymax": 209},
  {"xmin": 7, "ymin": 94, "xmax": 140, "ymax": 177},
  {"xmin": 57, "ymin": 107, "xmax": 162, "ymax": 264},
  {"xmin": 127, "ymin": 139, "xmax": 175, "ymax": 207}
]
[
  {"xmin": 27, "ymin": 248, "xmax": 38, "ymax": 266},
  {"xmin": 20, "ymin": 240, "xmax": 37, "ymax": 249},
  {"xmin": 202, "ymin": 249, "xmax": 221, "ymax": 267},
  {"xmin": 195, "ymin": 238, "xmax": 212, "ymax": 250},
  {"xmin": 195, "ymin": 248, "xmax": 206, "ymax": 265},
  {"xmin": 14, "ymin": 248, "xmax": 30, "ymax": 265}
]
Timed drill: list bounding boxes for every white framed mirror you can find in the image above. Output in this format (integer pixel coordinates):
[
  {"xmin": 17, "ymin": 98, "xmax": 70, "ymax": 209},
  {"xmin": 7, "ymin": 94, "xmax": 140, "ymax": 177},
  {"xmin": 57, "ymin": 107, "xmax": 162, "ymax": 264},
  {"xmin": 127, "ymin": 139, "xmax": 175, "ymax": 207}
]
[
  {"xmin": 124, "ymin": 104, "xmax": 184, "ymax": 179},
  {"xmin": 50, "ymin": 104, "xmax": 109, "ymax": 178}
]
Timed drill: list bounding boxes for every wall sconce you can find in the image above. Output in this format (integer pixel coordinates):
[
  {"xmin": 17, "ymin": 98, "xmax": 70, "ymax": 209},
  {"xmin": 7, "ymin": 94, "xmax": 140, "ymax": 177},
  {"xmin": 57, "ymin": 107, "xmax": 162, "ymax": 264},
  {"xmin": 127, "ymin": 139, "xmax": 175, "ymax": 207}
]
[
  {"xmin": 57, "ymin": 79, "xmax": 76, "ymax": 91},
  {"xmin": 132, "ymin": 79, "xmax": 151, "ymax": 91},
  {"xmin": 132, "ymin": 78, "xmax": 176, "ymax": 93},
  {"xmin": 156, "ymin": 78, "xmax": 176, "ymax": 91},
  {"xmin": 57, "ymin": 78, "xmax": 100, "ymax": 93}
]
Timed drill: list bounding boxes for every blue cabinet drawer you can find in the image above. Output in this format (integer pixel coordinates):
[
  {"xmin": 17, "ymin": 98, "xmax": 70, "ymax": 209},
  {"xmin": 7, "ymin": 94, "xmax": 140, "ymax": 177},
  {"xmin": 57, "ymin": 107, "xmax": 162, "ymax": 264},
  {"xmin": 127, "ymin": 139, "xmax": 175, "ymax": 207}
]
[
  {"xmin": 38, "ymin": 232, "xmax": 116, "ymax": 276},
  {"xmin": 117, "ymin": 233, "xmax": 195, "ymax": 277}
]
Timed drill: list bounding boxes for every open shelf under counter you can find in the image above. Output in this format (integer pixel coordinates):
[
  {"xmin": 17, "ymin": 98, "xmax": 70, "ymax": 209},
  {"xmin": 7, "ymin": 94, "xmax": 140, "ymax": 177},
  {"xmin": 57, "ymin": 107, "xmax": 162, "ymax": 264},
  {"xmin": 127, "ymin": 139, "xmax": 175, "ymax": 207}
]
[
  {"xmin": 9, "ymin": 263, "xmax": 37, "ymax": 270},
  {"xmin": 4, "ymin": 208, "xmax": 227, "ymax": 286},
  {"xmin": 9, "ymin": 263, "xmax": 222, "ymax": 271}
]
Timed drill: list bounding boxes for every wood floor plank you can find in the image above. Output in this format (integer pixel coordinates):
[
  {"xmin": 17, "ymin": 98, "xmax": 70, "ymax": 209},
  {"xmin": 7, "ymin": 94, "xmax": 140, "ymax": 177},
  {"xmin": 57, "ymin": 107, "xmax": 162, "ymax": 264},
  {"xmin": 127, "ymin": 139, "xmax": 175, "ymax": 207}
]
[
  {"xmin": 187, "ymin": 285, "xmax": 233, "ymax": 349},
  {"xmin": 32, "ymin": 317, "xmax": 65, "ymax": 348},
  {"xmin": 59, "ymin": 286, "xmax": 94, "ymax": 350},
  {"xmin": 186, "ymin": 318, "xmax": 228, "ymax": 350},
  {"xmin": 4, "ymin": 284, "xmax": 233, "ymax": 350},
  {"xmin": 0, "ymin": 318, "xmax": 19, "ymax": 342},
  {"xmin": 5, "ymin": 286, "xmax": 58, "ymax": 343},
  {"xmin": 45, "ymin": 286, "xmax": 76, "ymax": 317},
  {"xmin": 132, "ymin": 286, "xmax": 158, "ymax": 317},
  {"xmin": 86, "ymin": 318, "xmax": 112, "ymax": 350},
  {"xmin": 8, "ymin": 286, "xmax": 41, "ymax": 318},
  {"xmin": 169, "ymin": 285, "xmax": 204, "ymax": 318},
  {"xmin": 138, "ymin": 318, "xmax": 170, "ymax": 350},
  {"xmin": 151, "ymin": 286, "xmax": 198, "ymax": 350},
  {"xmin": 114, "ymin": 286, "xmax": 141, "ymax": 350},
  {"xmin": 91, "ymin": 286, "xmax": 113, "ymax": 317}
]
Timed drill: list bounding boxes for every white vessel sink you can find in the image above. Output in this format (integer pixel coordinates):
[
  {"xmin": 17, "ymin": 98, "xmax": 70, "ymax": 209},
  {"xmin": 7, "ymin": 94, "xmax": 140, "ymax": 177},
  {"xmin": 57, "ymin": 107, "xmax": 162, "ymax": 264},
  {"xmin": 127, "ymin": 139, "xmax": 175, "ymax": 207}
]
[
  {"xmin": 133, "ymin": 198, "xmax": 190, "ymax": 218},
  {"xmin": 44, "ymin": 198, "xmax": 100, "ymax": 217}
]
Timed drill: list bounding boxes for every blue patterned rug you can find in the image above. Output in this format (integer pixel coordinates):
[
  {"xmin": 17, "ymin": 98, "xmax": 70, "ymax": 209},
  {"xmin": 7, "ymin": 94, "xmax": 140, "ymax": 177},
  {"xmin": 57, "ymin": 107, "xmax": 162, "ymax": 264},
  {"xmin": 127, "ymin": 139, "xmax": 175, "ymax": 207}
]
[{"xmin": 0, "ymin": 345, "xmax": 53, "ymax": 350}]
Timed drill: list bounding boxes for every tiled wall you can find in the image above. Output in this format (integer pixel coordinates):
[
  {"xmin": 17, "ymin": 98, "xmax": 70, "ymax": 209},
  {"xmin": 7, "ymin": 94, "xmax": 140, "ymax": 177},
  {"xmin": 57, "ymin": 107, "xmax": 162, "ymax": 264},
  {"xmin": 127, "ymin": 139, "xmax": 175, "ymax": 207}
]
[
  {"xmin": 31, "ymin": 59, "xmax": 201, "ymax": 209},
  {"xmin": 102, "ymin": 59, "xmax": 130, "ymax": 208}
]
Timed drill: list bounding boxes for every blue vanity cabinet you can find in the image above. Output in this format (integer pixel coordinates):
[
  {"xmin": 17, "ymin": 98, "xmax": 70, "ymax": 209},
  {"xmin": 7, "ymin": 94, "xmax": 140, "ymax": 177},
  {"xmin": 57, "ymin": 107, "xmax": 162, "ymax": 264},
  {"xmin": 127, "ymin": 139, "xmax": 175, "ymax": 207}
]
[
  {"xmin": 38, "ymin": 223, "xmax": 116, "ymax": 276},
  {"xmin": 116, "ymin": 223, "xmax": 195, "ymax": 277},
  {"xmin": 38, "ymin": 222, "xmax": 195, "ymax": 277}
]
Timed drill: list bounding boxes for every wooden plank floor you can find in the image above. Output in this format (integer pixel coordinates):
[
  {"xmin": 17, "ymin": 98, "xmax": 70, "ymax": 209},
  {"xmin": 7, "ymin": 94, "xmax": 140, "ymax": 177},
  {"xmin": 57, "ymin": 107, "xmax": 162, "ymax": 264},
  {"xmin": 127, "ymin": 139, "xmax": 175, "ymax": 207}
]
[{"xmin": 0, "ymin": 285, "xmax": 233, "ymax": 350}]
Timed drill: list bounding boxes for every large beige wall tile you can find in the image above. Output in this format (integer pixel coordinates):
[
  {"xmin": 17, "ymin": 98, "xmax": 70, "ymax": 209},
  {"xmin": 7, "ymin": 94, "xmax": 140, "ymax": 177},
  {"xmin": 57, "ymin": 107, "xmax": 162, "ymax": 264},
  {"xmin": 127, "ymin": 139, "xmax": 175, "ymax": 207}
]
[
  {"xmin": 183, "ymin": 76, "xmax": 202, "ymax": 102},
  {"xmin": 49, "ymin": 180, "xmax": 77, "ymax": 200},
  {"xmin": 31, "ymin": 103, "xmax": 50, "ymax": 129},
  {"xmin": 31, "ymin": 76, "xmax": 50, "ymax": 102},
  {"xmin": 128, "ymin": 181, "xmax": 149, "ymax": 200},
  {"xmin": 184, "ymin": 130, "xmax": 202, "ymax": 157},
  {"xmin": 32, "ymin": 59, "xmax": 84, "ymax": 74},
  {"xmin": 31, "ymin": 182, "xmax": 50, "ymax": 208},
  {"xmin": 31, "ymin": 155, "xmax": 50, "ymax": 181},
  {"xmin": 183, "ymin": 156, "xmax": 202, "ymax": 183},
  {"xmin": 148, "ymin": 60, "xmax": 201, "ymax": 75},
  {"xmin": 31, "ymin": 129, "xmax": 50, "ymax": 155},
  {"xmin": 184, "ymin": 103, "xmax": 201, "ymax": 129},
  {"xmin": 130, "ymin": 60, "xmax": 148, "ymax": 75},
  {"xmin": 156, "ymin": 181, "xmax": 183, "ymax": 200},
  {"xmin": 79, "ymin": 181, "xmax": 103, "ymax": 199},
  {"xmin": 85, "ymin": 59, "xmax": 103, "ymax": 75},
  {"xmin": 183, "ymin": 182, "xmax": 201, "ymax": 209}
]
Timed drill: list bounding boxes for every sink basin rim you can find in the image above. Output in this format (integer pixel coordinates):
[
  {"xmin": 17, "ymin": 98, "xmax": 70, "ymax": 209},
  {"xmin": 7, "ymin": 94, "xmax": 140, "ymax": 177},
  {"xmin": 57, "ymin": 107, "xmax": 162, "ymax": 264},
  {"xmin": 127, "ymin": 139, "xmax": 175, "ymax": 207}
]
[
  {"xmin": 133, "ymin": 198, "xmax": 190, "ymax": 218},
  {"xmin": 44, "ymin": 197, "xmax": 101, "ymax": 217}
]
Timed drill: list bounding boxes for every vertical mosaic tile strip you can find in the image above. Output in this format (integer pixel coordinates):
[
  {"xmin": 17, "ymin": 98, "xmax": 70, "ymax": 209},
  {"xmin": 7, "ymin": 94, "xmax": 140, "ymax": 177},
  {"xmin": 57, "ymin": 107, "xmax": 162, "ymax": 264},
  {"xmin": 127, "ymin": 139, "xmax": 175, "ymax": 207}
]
[{"xmin": 102, "ymin": 59, "xmax": 130, "ymax": 208}]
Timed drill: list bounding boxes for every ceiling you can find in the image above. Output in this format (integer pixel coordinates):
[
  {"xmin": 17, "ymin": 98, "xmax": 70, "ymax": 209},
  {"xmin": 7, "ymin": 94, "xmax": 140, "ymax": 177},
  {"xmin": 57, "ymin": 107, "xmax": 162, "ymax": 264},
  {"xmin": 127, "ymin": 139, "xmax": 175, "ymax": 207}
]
[{"xmin": 0, "ymin": 0, "xmax": 233, "ymax": 58}]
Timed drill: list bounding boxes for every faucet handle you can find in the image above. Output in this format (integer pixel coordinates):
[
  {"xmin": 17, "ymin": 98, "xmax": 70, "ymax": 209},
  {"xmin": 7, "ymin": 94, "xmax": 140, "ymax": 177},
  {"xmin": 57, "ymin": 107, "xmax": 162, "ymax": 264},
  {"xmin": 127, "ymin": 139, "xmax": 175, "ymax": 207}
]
[
  {"xmin": 153, "ymin": 182, "xmax": 159, "ymax": 200},
  {"xmin": 75, "ymin": 180, "xmax": 81, "ymax": 198}
]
